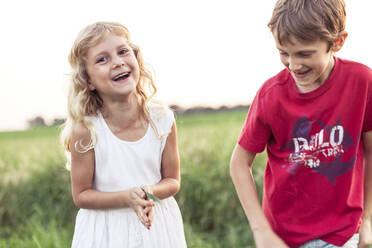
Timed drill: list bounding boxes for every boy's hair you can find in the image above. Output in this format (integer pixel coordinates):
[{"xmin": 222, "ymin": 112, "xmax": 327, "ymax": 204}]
[
  {"xmin": 268, "ymin": 0, "xmax": 346, "ymax": 48},
  {"xmin": 61, "ymin": 22, "xmax": 157, "ymax": 168}
]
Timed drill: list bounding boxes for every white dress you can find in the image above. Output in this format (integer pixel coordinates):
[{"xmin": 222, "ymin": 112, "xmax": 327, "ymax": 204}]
[{"xmin": 71, "ymin": 106, "xmax": 187, "ymax": 248}]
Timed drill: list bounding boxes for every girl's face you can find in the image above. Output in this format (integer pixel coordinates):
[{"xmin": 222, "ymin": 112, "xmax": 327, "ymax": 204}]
[{"xmin": 85, "ymin": 34, "xmax": 140, "ymax": 101}]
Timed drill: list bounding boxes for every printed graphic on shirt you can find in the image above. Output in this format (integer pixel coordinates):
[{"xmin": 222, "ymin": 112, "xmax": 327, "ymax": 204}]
[{"xmin": 280, "ymin": 116, "xmax": 355, "ymax": 184}]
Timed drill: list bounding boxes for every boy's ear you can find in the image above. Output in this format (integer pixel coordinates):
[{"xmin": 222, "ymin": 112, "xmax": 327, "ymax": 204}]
[{"xmin": 331, "ymin": 31, "xmax": 348, "ymax": 52}]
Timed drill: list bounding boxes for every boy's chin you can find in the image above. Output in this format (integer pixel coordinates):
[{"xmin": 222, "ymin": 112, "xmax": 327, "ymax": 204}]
[{"xmin": 293, "ymin": 80, "xmax": 321, "ymax": 93}]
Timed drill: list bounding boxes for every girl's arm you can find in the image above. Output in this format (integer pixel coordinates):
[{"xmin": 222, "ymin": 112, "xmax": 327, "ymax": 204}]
[
  {"xmin": 359, "ymin": 131, "xmax": 372, "ymax": 248},
  {"xmin": 69, "ymin": 123, "xmax": 153, "ymax": 228},
  {"xmin": 148, "ymin": 122, "xmax": 180, "ymax": 199},
  {"xmin": 230, "ymin": 144, "xmax": 288, "ymax": 248}
]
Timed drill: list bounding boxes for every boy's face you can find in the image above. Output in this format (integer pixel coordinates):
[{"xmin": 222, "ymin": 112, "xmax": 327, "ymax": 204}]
[{"xmin": 274, "ymin": 34, "xmax": 334, "ymax": 93}]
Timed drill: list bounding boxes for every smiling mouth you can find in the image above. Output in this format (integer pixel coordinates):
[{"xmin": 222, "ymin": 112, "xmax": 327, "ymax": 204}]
[
  {"xmin": 293, "ymin": 69, "xmax": 311, "ymax": 78},
  {"xmin": 112, "ymin": 72, "xmax": 130, "ymax": 81}
]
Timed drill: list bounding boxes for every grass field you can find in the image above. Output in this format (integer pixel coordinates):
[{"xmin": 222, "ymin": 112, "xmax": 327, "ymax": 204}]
[{"xmin": 0, "ymin": 109, "xmax": 268, "ymax": 248}]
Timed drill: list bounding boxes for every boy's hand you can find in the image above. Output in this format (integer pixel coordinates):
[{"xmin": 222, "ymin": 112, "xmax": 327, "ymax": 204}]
[
  {"xmin": 358, "ymin": 218, "xmax": 372, "ymax": 248},
  {"xmin": 253, "ymin": 228, "xmax": 289, "ymax": 248}
]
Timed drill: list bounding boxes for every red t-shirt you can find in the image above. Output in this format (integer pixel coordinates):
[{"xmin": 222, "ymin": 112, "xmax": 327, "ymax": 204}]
[{"xmin": 238, "ymin": 57, "xmax": 372, "ymax": 247}]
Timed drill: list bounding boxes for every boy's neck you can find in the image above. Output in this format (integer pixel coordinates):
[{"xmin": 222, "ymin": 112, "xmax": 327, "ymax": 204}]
[{"xmin": 296, "ymin": 56, "xmax": 335, "ymax": 94}]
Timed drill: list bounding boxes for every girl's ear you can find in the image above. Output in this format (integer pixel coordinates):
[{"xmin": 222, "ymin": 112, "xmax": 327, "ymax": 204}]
[
  {"xmin": 87, "ymin": 79, "xmax": 96, "ymax": 91},
  {"xmin": 331, "ymin": 31, "xmax": 348, "ymax": 52}
]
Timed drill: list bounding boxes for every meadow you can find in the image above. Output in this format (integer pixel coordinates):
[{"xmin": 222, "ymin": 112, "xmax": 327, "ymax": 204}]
[{"xmin": 0, "ymin": 109, "xmax": 268, "ymax": 248}]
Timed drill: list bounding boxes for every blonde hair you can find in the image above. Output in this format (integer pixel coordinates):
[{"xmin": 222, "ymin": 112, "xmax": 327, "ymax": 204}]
[
  {"xmin": 268, "ymin": 0, "xmax": 346, "ymax": 49},
  {"xmin": 61, "ymin": 21, "xmax": 157, "ymax": 169}
]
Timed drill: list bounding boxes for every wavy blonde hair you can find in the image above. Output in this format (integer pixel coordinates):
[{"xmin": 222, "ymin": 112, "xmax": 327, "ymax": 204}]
[{"xmin": 61, "ymin": 21, "xmax": 157, "ymax": 168}]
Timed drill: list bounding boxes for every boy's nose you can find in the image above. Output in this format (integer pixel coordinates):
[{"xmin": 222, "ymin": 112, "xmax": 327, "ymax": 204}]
[{"xmin": 288, "ymin": 59, "xmax": 302, "ymax": 71}]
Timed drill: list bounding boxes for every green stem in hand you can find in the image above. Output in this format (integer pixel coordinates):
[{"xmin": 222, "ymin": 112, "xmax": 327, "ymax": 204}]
[{"xmin": 141, "ymin": 188, "xmax": 160, "ymax": 202}]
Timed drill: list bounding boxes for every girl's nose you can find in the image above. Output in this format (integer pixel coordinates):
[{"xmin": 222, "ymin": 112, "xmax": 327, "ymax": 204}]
[
  {"xmin": 113, "ymin": 62, "xmax": 124, "ymax": 69},
  {"xmin": 112, "ymin": 56, "xmax": 124, "ymax": 68}
]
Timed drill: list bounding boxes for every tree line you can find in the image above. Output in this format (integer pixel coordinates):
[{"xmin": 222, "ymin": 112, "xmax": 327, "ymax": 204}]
[{"xmin": 27, "ymin": 104, "xmax": 250, "ymax": 128}]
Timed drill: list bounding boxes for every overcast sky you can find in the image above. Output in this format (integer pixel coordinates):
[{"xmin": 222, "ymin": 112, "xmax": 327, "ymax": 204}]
[{"xmin": 0, "ymin": 0, "xmax": 371, "ymax": 131}]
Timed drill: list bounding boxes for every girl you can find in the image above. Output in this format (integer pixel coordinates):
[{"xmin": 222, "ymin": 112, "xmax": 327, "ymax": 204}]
[{"xmin": 61, "ymin": 22, "xmax": 187, "ymax": 248}]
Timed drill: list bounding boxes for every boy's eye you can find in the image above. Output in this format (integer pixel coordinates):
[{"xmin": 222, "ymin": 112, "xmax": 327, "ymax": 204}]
[
  {"xmin": 299, "ymin": 53, "xmax": 312, "ymax": 58},
  {"xmin": 279, "ymin": 52, "xmax": 288, "ymax": 56}
]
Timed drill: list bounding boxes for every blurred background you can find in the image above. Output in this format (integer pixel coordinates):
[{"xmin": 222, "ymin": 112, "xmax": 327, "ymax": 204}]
[
  {"xmin": 0, "ymin": 0, "xmax": 371, "ymax": 131},
  {"xmin": 1, "ymin": 0, "xmax": 371, "ymax": 247}
]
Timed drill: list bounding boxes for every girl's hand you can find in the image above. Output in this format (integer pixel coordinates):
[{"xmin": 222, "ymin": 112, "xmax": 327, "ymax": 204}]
[
  {"xmin": 253, "ymin": 228, "xmax": 289, "ymax": 248},
  {"xmin": 141, "ymin": 185, "xmax": 155, "ymax": 229},
  {"xmin": 128, "ymin": 187, "xmax": 154, "ymax": 229},
  {"xmin": 143, "ymin": 205, "xmax": 155, "ymax": 229}
]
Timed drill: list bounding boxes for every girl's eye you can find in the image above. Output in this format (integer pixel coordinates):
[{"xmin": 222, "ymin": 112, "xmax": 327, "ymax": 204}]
[
  {"xmin": 96, "ymin": 57, "xmax": 107, "ymax": 64},
  {"xmin": 299, "ymin": 53, "xmax": 312, "ymax": 58},
  {"xmin": 280, "ymin": 52, "xmax": 288, "ymax": 57},
  {"xmin": 118, "ymin": 49, "xmax": 128, "ymax": 55}
]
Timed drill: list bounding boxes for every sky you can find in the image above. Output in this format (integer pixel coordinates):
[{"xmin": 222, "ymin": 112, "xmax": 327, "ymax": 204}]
[{"xmin": 0, "ymin": 0, "xmax": 371, "ymax": 131}]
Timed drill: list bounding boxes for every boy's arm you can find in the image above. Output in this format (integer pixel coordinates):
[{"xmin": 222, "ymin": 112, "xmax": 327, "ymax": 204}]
[
  {"xmin": 230, "ymin": 144, "xmax": 289, "ymax": 248},
  {"xmin": 359, "ymin": 131, "xmax": 372, "ymax": 248}
]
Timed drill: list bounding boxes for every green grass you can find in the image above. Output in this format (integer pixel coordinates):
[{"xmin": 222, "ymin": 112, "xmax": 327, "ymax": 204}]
[{"xmin": 0, "ymin": 109, "xmax": 267, "ymax": 247}]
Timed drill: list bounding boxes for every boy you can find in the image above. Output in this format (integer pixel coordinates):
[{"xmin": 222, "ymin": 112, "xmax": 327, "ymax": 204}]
[{"xmin": 230, "ymin": 0, "xmax": 372, "ymax": 247}]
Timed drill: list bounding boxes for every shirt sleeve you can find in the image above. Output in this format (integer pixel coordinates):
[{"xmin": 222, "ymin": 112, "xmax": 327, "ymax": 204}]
[
  {"xmin": 149, "ymin": 105, "xmax": 174, "ymax": 138},
  {"xmin": 362, "ymin": 69, "xmax": 372, "ymax": 132},
  {"xmin": 238, "ymin": 90, "xmax": 272, "ymax": 153},
  {"xmin": 165, "ymin": 107, "xmax": 175, "ymax": 135}
]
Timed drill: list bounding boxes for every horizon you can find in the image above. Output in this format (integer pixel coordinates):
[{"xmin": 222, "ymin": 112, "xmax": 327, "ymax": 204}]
[{"xmin": 7, "ymin": 102, "xmax": 252, "ymax": 132}]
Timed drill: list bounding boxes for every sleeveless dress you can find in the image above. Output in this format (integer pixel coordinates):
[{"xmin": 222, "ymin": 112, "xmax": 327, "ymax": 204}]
[{"xmin": 71, "ymin": 106, "xmax": 187, "ymax": 248}]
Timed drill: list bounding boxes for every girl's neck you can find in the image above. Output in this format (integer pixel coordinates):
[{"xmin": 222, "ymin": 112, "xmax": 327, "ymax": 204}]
[{"xmin": 100, "ymin": 94, "xmax": 145, "ymax": 130}]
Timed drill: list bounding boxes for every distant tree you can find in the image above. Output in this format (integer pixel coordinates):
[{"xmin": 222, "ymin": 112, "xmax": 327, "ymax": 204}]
[
  {"xmin": 52, "ymin": 118, "xmax": 66, "ymax": 126},
  {"xmin": 27, "ymin": 116, "xmax": 46, "ymax": 128},
  {"xmin": 217, "ymin": 106, "xmax": 229, "ymax": 111},
  {"xmin": 169, "ymin": 104, "xmax": 184, "ymax": 115},
  {"xmin": 184, "ymin": 106, "xmax": 215, "ymax": 115}
]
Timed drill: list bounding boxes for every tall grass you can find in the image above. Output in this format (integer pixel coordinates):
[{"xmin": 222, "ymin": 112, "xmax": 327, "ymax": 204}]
[{"xmin": 0, "ymin": 109, "xmax": 267, "ymax": 247}]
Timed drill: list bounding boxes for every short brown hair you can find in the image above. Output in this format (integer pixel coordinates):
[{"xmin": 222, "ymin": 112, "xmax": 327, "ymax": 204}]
[{"xmin": 268, "ymin": 0, "xmax": 346, "ymax": 47}]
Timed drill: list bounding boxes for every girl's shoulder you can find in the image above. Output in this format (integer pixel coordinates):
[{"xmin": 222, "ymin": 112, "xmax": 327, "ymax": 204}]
[
  {"xmin": 148, "ymin": 102, "xmax": 174, "ymax": 139},
  {"xmin": 148, "ymin": 102, "xmax": 174, "ymax": 121},
  {"xmin": 69, "ymin": 120, "xmax": 97, "ymax": 153},
  {"xmin": 70, "ymin": 121, "xmax": 91, "ymax": 141},
  {"xmin": 70, "ymin": 115, "xmax": 99, "ymax": 148}
]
